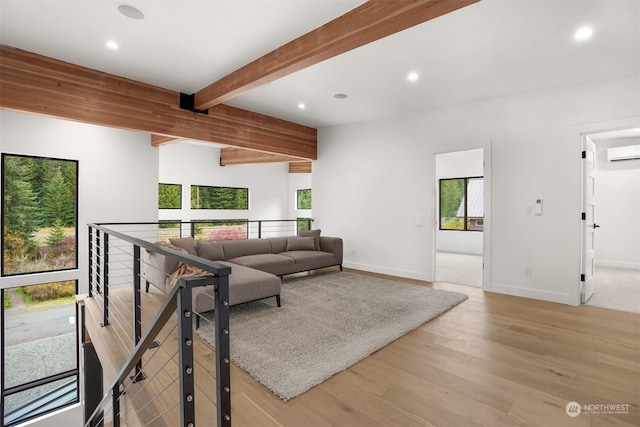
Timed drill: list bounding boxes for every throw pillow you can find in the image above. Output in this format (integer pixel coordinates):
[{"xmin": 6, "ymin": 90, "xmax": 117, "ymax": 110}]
[
  {"xmin": 197, "ymin": 241, "xmax": 225, "ymax": 261},
  {"xmin": 286, "ymin": 236, "xmax": 316, "ymax": 251},
  {"xmin": 298, "ymin": 229, "xmax": 321, "ymax": 250},
  {"xmin": 169, "ymin": 236, "xmax": 198, "ymax": 256}
]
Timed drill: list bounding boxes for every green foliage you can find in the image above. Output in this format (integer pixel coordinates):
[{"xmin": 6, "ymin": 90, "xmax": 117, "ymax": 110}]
[
  {"xmin": 297, "ymin": 189, "xmax": 312, "ymax": 209},
  {"xmin": 440, "ymin": 179, "xmax": 464, "ymax": 219},
  {"xmin": 3, "ymin": 156, "xmax": 40, "ymax": 243},
  {"xmin": 297, "ymin": 218, "xmax": 312, "ymax": 231},
  {"xmin": 43, "ymin": 168, "xmax": 75, "ymax": 226},
  {"xmin": 159, "ymin": 220, "xmax": 181, "ymax": 229},
  {"xmin": 19, "ymin": 281, "xmax": 75, "ymax": 302},
  {"xmin": 3, "ymin": 290, "xmax": 10, "ymax": 309},
  {"xmin": 159, "ymin": 184, "xmax": 182, "ymax": 209},
  {"xmin": 46, "ymin": 219, "xmax": 66, "ymax": 248},
  {"xmin": 3, "ymin": 155, "xmax": 77, "ymax": 274},
  {"xmin": 191, "ymin": 186, "xmax": 248, "ymax": 209},
  {"xmin": 443, "ymin": 217, "xmax": 464, "ymax": 230}
]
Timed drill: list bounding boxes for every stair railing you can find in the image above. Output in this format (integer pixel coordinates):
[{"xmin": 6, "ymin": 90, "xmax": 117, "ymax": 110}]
[{"xmin": 83, "ymin": 223, "xmax": 232, "ymax": 427}]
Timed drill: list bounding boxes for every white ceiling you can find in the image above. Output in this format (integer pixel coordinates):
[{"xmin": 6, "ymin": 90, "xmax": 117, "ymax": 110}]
[{"xmin": 1, "ymin": 0, "xmax": 639, "ymax": 132}]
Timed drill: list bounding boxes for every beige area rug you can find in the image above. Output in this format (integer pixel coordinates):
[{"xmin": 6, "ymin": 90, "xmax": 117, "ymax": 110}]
[{"xmin": 195, "ymin": 271, "xmax": 468, "ymax": 401}]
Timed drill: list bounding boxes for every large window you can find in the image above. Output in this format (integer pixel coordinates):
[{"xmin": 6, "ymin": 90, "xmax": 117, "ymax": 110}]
[
  {"xmin": 2, "ymin": 282, "xmax": 78, "ymax": 425},
  {"xmin": 2, "ymin": 154, "xmax": 78, "ymax": 275},
  {"xmin": 296, "ymin": 189, "xmax": 311, "ymax": 210},
  {"xmin": 440, "ymin": 177, "xmax": 484, "ymax": 231},
  {"xmin": 2, "ymin": 153, "xmax": 79, "ymax": 425},
  {"xmin": 191, "ymin": 185, "xmax": 248, "ymax": 209},
  {"xmin": 158, "ymin": 183, "xmax": 182, "ymax": 209}
]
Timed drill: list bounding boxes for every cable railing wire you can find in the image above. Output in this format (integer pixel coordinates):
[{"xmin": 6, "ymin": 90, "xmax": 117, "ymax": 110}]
[{"xmin": 83, "ymin": 222, "xmax": 233, "ymax": 427}]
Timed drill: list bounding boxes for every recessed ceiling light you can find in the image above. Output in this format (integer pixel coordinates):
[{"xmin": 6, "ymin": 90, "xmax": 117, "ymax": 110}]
[
  {"xmin": 106, "ymin": 41, "xmax": 119, "ymax": 50},
  {"xmin": 118, "ymin": 4, "xmax": 145, "ymax": 20},
  {"xmin": 574, "ymin": 26, "xmax": 594, "ymax": 41},
  {"xmin": 334, "ymin": 93, "xmax": 348, "ymax": 100},
  {"xmin": 407, "ymin": 72, "xmax": 419, "ymax": 82},
  {"xmin": 298, "ymin": 103, "xmax": 306, "ymax": 110}
]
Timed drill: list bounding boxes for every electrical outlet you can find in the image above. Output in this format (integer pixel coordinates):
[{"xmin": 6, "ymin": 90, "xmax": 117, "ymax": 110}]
[
  {"xmin": 351, "ymin": 248, "xmax": 357, "ymax": 255},
  {"xmin": 523, "ymin": 265, "xmax": 532, "ymax": 276}
]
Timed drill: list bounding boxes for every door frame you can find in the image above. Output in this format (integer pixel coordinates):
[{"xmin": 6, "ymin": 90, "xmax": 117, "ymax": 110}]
[
  {"xmin": 428, "ymin": 139, "xmax": 492, "ymax": 288},
  {"xmin": 581, "ymin": 135, "xmax": 597, "ymax": 303},
  {"xmin": 572, "ymin": 116, "xmax": 640, "ymax": 306}
]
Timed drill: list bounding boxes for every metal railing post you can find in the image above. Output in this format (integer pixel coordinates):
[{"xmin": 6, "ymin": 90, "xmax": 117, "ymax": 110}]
[
  {"xmin": 132, "ymin": 245, "xmax": 144, "ymax": 381},
  {"xmin": 96, "ymin": 230, "xmax": 101, "ymax": 295},
  {"xmin": 112, "ymin": 383, "xmax": 121, "ymax": 427},
  {"xmin": 215, "ymin": 273, "xmax": 232, "ymax": 427},
  {"xmin": 177, "ymin": 282, "xmax": 196, "ymax": 427},
  {"xmin": 88, "ymin": 226, "xmax": 94, "ymax": 297},
  {"xmin": 102, "ymin": 233, "xmax": 110, "ymax": 327}
]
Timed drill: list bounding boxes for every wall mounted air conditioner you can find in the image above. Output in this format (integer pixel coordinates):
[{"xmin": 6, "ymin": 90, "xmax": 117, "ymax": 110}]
[{"xmin": 607, "ymin": 145, "xmax": 640, "ymax": 162}]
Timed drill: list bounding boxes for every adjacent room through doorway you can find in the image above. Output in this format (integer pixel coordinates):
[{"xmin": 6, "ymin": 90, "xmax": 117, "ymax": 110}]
[
  {"xmin": 582, "ymin": 128, "xmax": 640, "ymax": 314},
  {"xmin": 435, "ymin": 149, "xmax": 484, "ymax": 288}
]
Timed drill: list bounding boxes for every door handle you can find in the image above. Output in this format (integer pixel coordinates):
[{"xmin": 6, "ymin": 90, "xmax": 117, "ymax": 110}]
[{"xmin": 593, "ymin": 223, "xmax": 601, "ymax": 229}]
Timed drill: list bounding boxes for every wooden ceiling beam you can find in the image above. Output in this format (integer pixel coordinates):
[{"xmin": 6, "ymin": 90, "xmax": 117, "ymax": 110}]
[
  {"xmin": 194, "ymin": 0, "xmax": 479, "ymax": 110},
  {"xmin": 151, "ymin": 135, "xmax": 182, "ymax": 146},
  {"xmin": 289, "ymin": 162, "xmax": 312, "ymax": 174},
  {"xmin": 0, "ymin": 46, "xmax": 317, "ymax": 159},
  {"xmin": 220, "ymin": 147, "xmax": 304, "ymax": 166}
]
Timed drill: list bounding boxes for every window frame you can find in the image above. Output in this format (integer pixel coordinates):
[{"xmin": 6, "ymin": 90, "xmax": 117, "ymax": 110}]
[
  {"xmin": 439, "ymin": 176, "xmax": 484, "ymax": 232},
  {"xmin": 1, "ymin": 282, "xmax": 80, "ymax": 426},
  {"xmin": 158, "ymin": 183, "xmax": 182, "ymax": 209},
  {"xmin": 1, "ymin": 153, "xmax": 80, "ymax": 424},
  {"xmin": 296, "ymin": 188, "xmax": 312, "ymax": 210},
  {"xmin": 190, "ymin": 185, "xmax": 249, "ymax": 210},
  {"xmin": 2, "ymin": 153, "xmax": 79, "ymax": 276}
]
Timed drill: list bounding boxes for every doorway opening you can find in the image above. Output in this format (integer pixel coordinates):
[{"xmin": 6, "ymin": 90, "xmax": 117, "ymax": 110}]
[
  {"xmin": 581, "ymin": 128, "xmax": 640, "ymax": 314},
  {"xmin": 434, "ymin": 149, "xmax": 485, "ymax": 288}
]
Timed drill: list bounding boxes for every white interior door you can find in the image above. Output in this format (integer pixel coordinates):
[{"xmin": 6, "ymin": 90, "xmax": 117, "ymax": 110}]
[{"xmin": 581, "ymin": 136, "xmax": 598, "ymax": 303}]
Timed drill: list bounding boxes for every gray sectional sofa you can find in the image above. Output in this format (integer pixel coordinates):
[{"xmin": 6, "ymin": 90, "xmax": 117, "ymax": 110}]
[{"xmin": 144, "ymin": 230, "xmax": 343, "ymax": 319}]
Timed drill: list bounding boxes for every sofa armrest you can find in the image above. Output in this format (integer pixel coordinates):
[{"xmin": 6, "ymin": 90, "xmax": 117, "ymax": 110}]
[
  {"xmin": 143, "ymin": 251, "xmax": 178, "ymax": 294},
  {"xmin": 319, "ymin": 236, "xmax": 343, "ymax": 264}
]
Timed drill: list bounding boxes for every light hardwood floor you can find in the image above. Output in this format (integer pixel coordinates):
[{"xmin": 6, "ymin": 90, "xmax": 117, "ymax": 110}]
[{"xmin": 85, "ymin": 268, "xmax": 640, "ymax": 427}]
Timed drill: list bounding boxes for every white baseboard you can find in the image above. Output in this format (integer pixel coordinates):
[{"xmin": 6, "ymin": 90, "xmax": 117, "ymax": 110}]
[
  {"xmin": 595, "ymin": 260, "xmax": 640, "ymax": 270},
  {"xmin": 484, "ymin": 282, "xmax": 572, "ymax": 305},
  {"xmin": 343, "ymin": 261, "xmax": 430, "ymax": 282}
]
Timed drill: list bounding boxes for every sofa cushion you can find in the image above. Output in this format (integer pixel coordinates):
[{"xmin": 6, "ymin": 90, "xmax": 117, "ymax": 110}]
[
  {"xmin": 281, "ymin": 250, "xmax": 336, "ymax": 272},
  {"xmin": 298, "ymin": 229, "xmax": 321, "ymax": 250},
  {"xmin": 197, "ymin": 241, "xmax": 225, "ymax": 261},
  {"xmin": 286, "ymin": 236, "xmax": 316, "ymax": 251},
  {"xmin": 169, "ymin": 236, "xmax": 198, "ymax": 255},
  {"xmin": 191, "ymin": 261, "xmax": 280, "ymax": 311},
  {"xmin": 221, "ymin": 239, "xmax": 272, "ymax": 260},
  {"xmin": 268, "ymin": 237, "xmax": 288, "ymax": 254},
  {"xmin": 227, "ymin": 254, "xmax": 296, "ymax": 276}
]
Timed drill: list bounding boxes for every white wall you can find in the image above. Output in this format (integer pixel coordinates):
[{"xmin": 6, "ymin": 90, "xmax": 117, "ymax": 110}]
[
  {"xmin": 158, "ymin": 142, "xmax": 292, "ymax": 223},
  {"xmin": 288, "ymin": 172, "xmax": 313, "ymax": 222},
  {"xmin": 0, "ymin": 109, "xmax": 159, "ymax": 427},
  {"xmin": 594, "ymin": 137, "xmax": 640, "ymax": 269},
  {"xmin": 314, "ymin": 77, "xmax": 639, "ymax": 305},
  {"xmin": 435, "ymin": 149, "xmax": 484, "ymax": 255},
  {"xmin": 0, "ymin": 110, "xmax": 159, "ymax": 293}
]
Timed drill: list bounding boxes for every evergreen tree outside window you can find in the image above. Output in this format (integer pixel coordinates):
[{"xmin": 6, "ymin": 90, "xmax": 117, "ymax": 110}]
[
  {"xmin": 297, "ymin": 189, "xmax": 311, "ymax": 209},
  {"xmin": 2, "ymin": 154, "xmax": 78, "ymax": 275},
  {"xmin": 158, "ymin": 183, "xmax": 182, "ymax": 209},
  {"xmin": 191, "ymin": 185, "xmax": 249, "ymax": 209}
]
